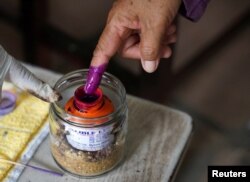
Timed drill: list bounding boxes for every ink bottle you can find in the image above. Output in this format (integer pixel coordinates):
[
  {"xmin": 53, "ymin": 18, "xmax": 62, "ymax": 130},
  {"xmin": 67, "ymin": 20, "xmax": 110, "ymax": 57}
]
[{"xmin": 49, "ymin": 69, "xmax": 128, "ymax": 177}]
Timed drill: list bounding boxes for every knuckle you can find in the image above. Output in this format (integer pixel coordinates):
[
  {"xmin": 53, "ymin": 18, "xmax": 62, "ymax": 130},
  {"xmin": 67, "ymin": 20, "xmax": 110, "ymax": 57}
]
[{"xmin": 141, "ymin": 46, "xmax": 158, "ymax": 60}]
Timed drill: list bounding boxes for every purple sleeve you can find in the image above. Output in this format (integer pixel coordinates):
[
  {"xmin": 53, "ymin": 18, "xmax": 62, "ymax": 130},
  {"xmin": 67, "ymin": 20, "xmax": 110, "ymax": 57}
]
[{"xmin": 179, "ymin": 0, "xmax": 210, "ymax": 21}]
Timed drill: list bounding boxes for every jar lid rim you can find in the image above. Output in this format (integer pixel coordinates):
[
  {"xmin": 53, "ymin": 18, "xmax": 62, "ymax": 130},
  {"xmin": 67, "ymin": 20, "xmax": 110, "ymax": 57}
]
[{"xmin": 51, "ymin": 69, "xmax": 127, "ymax": 127}]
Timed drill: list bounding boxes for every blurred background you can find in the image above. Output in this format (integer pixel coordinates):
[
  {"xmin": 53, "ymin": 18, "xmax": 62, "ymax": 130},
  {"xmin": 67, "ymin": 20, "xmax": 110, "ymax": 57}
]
[{"xmin": 0, "ymin": 0, "xmax": 250, "ymax": 181}]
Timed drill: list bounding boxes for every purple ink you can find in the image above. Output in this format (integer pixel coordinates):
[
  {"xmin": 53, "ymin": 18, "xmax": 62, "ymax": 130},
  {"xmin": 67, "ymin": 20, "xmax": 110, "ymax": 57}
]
[
  {"xmin": 84, "ymin": 64, "xmax": 107, "ymax": 95},
  {"xmin": 26, "ymin": 163, "xmax": 64, "ymax": 177},
  {"xmin": 74, "ymin": 86, "xmax": 102, "ymax": 110},
  {"xmin": 0, "ymin": 91, "xmax": 16, "ymax": 116}
]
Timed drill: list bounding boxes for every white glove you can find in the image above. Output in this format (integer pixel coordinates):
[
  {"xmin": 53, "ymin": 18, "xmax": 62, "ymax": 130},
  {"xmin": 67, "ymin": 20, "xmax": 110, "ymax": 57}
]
[{"xmin": 0, "ymin": 45, "xmax": 60, "ymax": 103}]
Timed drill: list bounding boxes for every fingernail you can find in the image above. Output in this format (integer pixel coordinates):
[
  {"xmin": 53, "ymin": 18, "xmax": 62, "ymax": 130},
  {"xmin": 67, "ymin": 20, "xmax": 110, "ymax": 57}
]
[{"xmin": 141, "ymin": 60, "xmax": 159, "ymax": 73}]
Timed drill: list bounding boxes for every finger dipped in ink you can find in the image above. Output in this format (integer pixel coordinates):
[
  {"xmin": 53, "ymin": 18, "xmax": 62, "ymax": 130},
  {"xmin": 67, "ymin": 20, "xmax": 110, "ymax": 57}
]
[{"xmin": 84, "ymin": 64, "xmax": 107, "ymax": 95}]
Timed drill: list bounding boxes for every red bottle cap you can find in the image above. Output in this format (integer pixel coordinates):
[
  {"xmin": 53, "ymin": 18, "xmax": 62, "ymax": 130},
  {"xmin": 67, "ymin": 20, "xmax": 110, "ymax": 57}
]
[{"xmin": 65, "ymin": 86, "xmax": 114, "ymax": 123}]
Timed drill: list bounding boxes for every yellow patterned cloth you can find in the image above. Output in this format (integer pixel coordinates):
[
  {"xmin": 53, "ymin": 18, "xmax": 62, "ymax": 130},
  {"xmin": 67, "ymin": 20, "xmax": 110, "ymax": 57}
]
[{"xmin": 0, "ymin": 82, "xmax": 49, "ymax": 180}]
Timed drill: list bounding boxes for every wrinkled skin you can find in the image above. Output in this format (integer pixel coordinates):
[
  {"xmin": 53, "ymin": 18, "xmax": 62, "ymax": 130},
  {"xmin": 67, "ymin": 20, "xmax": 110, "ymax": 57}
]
[{"xmin": 91, "ymin": 0, "xmax": 181, "ymax": 73}]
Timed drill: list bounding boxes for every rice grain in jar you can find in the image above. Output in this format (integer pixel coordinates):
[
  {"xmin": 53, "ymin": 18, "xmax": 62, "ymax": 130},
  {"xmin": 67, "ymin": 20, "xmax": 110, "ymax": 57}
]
[{"xmin": 49, "ymin": 69, "xmax": 128, "ymax": 177}]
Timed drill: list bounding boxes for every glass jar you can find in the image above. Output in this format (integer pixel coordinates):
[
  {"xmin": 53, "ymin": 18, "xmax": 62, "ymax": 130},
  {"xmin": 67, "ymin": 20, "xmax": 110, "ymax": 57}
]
[{"xmin": 49, "ymin": 69, "xmax": 128, "ymax": 177}]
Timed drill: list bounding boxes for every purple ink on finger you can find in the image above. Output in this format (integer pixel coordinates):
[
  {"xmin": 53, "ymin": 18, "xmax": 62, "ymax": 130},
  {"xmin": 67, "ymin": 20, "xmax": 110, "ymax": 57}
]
[
  {"xmin": 74, "ymin": 85, "xmax": 102, "ymax": 110},
  {"xmin": 84, "ymin": 64, "xmax": 107, "ymax": 95}
]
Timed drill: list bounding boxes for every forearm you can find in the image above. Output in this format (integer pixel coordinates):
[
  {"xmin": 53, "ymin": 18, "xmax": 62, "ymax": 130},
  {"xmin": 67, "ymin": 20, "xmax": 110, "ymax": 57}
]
[{"xmin": 180, "ymin": 0, "xmax": 210, "ymax": 21}]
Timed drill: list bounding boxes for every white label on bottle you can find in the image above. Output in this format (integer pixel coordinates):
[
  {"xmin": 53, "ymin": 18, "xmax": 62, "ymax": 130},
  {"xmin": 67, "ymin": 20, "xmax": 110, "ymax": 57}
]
[{"xmin": 64, "ymin": 123, "xmax": 114, "ymax": 151}]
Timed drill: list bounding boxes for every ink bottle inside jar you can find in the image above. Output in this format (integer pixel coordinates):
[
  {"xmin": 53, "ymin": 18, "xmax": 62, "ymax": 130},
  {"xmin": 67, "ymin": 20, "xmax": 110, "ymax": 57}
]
[{"xmin": 49, "ymin": 69, "xmax": 128, "ymax": 177}]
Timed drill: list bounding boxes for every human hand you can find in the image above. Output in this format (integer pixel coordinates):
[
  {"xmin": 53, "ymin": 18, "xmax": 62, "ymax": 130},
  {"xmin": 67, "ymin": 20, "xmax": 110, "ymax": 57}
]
[
  {"xmin": 85, "ymin": 0, "xmax": 181, "ymax": 94},
  {"xmin": 0, "ymin": 45, "xmax": 60, "ymax": 103},
  {"xmin": 91, "ymin": 0, "xmax": 181, "ymax": 72}
]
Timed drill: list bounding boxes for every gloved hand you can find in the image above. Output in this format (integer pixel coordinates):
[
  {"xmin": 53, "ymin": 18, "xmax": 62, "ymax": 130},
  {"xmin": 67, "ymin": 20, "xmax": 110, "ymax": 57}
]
[{"xmin": 0, "ymin": 45, "xmax": 60, "ymax": 103}]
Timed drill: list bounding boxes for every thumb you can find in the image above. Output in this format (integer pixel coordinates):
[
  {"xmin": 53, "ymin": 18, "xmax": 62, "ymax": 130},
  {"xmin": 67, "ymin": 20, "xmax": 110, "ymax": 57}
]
[
  {"xmin": 140, "ymin": 22, "xmax": 166, "ymax": 73},
  {"xmin": 85, "ymin": 23, "xmax": 129, "ymax": 94}
]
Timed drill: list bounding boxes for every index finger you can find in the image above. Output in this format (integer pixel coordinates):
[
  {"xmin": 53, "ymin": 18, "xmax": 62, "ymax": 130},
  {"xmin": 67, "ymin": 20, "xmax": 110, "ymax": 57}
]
[
  {"xmin": 85, "ymin": 23, "xmax": 130, "ymax": 94},
  {"xmin": 91, "ymin": 24, "xmax": 130, "ymax": 66}
]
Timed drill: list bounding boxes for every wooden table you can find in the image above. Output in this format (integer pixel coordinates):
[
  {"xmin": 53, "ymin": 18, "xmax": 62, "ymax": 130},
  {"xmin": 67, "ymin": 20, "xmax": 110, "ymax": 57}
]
[{"xmin": 18, "ymin": 65, "xmax": 192, "ymax": 182}]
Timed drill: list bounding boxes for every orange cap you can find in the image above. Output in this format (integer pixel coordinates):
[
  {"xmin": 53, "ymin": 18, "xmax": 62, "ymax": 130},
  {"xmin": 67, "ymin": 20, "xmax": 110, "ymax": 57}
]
[{"xmin": 65, "ymin": 86, "xmax": 114, "ymax": 123}]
